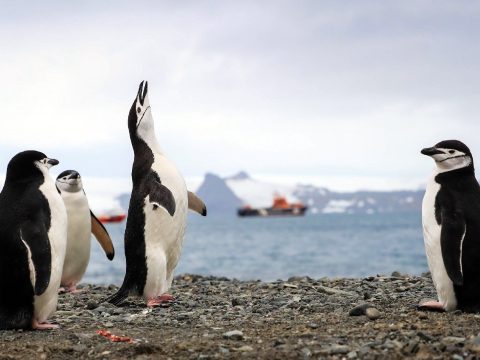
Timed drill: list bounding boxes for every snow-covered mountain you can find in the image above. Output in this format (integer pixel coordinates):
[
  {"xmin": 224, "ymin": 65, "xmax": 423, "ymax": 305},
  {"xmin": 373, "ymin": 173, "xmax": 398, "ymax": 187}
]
[
  {"xmin": 196, "ymin": 171, "xmax": 424, "ymax": 216},
  {"xmin": 113, "ymin": 171, "xmax": 424, "ymax": 216}
]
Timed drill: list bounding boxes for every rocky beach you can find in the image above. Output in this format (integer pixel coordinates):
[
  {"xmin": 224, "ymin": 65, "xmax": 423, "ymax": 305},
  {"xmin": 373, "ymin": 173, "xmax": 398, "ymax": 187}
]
[{"xmin": 1, "ymin": 273, "xmax": 480, "ymax": 359}]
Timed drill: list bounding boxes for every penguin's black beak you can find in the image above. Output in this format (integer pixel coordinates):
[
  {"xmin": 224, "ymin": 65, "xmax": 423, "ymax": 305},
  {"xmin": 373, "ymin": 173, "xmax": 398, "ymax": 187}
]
[
  {"xmin": 421, "ymin": 147, "xmax": 444, "ymax": 156},
  {"xmin": 47, "ymin": 158, "xmax": 59, "ymax": 166},
  {"xmin": 69, "ymin": 172, "xmax": 80, "ymax": 180},
  {"xmin": 137, "ymin": 80, "xmax": 148, "ymax": 106}
]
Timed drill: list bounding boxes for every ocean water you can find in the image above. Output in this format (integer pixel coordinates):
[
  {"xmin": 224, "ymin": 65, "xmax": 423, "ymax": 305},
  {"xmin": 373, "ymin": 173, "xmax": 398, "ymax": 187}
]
[{"xmin": 83, "ymin": 213, "xmax": 428, "ymax": 285}]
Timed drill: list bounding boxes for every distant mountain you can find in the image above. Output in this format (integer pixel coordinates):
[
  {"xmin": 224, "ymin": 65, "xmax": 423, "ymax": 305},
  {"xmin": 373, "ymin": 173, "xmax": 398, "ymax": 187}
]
[
  {"xmin": 197, "ymin": 171, "xmax": 424, "ymax": 216},
  {"xmin": 196, "ymin": 173, "xmax": 243, "ymax": 215},
  {"xmin": 115, "ymin": 171, "xmax": 425, "ymax": 216}
]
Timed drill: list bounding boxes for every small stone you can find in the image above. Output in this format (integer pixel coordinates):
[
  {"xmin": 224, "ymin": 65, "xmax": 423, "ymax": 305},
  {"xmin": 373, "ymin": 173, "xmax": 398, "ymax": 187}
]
[
  {"xmin": 329, "ymin": 345, "xmax": 349, "ymax": 355},
  {"xmin": 418, "ymin": 312, "xmax": 428, "ymax": 319},
  {"xmin": 451, "ymin": 355, "xmax": 463, "ymax": 360},
  {"xmin": 307, "ymin": 323, "xmax": 319, "ymax": 329},
  {"xmin": 231, "ymin": 298, "xmax": 244, "ymax": 306},
  {"xmin": 223, "ymin": 330, "xmax": 244, "ymax": 341},
  {"xmin": 72, "ymin": 344, "xmax": 87, "ymax": 352},
  {"xmin": 349, "ymin": 304, "xmax": 373, "ymax": 316},
  {"xmin": 365, "ymin": 308, "xmax": 381, "ymax": 320},
  {"xmin": 86, "ymin": 301, "xmax": 98, "ymax": 310},
  {"xmin": 347, "ymin": 351, "xmax": 357, "ymax": 359},
  {"xmin": 273, "ymin": 339, "xmax": 286, "ymax": 347},
  {"xmin": 218, "ymin": 347, "xmax": 229, "ymax": 354},
  {"xmin": 441, "ymin": 336, "xmax": 465, "ymax": 345},
  {"xmin": 104, "ymin": 322, "xmax": 114, "ymax": 328},
  {"xmin": 417, "ymin": 331, "xmax": 436, "ymax": 342},
  {"xmin": 403, "ymin": 340, "xmax": 419, "ymax": 354},
  {"xmin": 234, "ymin": 345, "xmax": 253, "ymax": 352},
  {"xmin": 301, "ymin": 347, "xmax": 312, "ymax": 357}
]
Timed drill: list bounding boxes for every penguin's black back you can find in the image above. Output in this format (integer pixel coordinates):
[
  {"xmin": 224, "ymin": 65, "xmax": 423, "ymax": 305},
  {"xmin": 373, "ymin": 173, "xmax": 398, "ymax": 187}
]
[
  {"xmin": 435, "ymin": 167, "xmax": 480, "ymax": 312},
  {"xmin": 0, "ymin": 151, "xmax": 52, "ymax": 329}
]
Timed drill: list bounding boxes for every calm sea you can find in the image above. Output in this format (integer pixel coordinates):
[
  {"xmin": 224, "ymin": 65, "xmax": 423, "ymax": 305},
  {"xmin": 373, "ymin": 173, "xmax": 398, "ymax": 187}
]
[{"xmin": 83, "ymin": 213, "xmax": 427, "ymax": 285}]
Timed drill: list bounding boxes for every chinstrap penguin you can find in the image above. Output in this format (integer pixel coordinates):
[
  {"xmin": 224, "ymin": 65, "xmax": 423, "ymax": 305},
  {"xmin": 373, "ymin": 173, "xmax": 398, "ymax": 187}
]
[
  {"xmin": 108, "ymin": 81, "xmax": 206, "ymax": 307},
  {"xmin": 56, "ymin": 170, "xmax": 115, "ymax": 293},
  {"xmin": 420, "ymin": 139, "xmax": 480, "ymax": 312},
  {"xmin": 0, "ymin": 150, "xmax": 67, "ymax": 329}
]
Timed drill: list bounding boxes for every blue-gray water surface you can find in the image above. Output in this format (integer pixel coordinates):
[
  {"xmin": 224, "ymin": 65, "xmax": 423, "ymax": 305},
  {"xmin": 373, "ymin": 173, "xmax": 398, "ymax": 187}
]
[{"xmin": 83, "ymin": 213, "xmax": 427, "ymax": 285}]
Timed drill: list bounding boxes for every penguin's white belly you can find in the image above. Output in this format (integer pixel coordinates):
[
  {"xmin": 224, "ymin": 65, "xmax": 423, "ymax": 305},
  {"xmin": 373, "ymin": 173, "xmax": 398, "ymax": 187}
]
[
  {"xmin": 143, "ymin": 154, "xmax": 188, "ymax": 299},
  {"xmin": 61, "ymin": 193, "xmax": 91, "ymax": 286},
  {"xmin": 422, "ymin": 178, "xmax": 457, "ymax": 311},
  {"xmin": 34, "ymin": 180, "xmax": 67, "ymax": 322}
]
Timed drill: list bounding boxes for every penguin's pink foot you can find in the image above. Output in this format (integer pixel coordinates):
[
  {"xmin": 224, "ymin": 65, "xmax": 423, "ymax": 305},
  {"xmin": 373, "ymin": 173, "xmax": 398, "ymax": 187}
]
[
  {"xmin": 67, "ymin": 285, "xmax": 85, "ymax": 293},
  {"xmin": 32, "ymin": 319, "xmax": 59, "ymax": 330},
  {"xmin": 418, "ymin": 300, "xmax": 445, "ymax": 312},
  {"xmin": 60, "ymin": 284, "xmax": 85, "ymax": 293},
  {"xmin": 147, "ymin": 294, "xmax": 175, "ymax": 307}
]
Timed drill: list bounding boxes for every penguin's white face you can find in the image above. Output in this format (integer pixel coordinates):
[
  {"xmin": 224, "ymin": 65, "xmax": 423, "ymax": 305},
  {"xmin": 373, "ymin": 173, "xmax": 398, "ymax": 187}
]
[
  {"xmin": 422, "ymin": 141, "xmax": 473, "ymax": 173},
  {"xmin": 35, "ymin": 157, "xmax": 59, "ymax": 172},
  {"xmin": 56, "ymin": 171, "xmax": 83, "ymax": 193},
  {"xmin": 135, "ymin": 93, "xmax": 153, "ymax": 137}
]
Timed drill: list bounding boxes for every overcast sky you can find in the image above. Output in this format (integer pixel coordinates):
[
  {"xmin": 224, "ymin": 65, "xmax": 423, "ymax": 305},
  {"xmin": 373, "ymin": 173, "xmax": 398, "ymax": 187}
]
[{"xmin": 1, "ymin": 1, "xmax": 480, "ymax": 191}]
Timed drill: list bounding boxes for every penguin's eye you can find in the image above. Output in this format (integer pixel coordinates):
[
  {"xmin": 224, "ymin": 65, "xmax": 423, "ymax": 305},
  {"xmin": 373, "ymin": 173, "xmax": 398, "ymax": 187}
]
[
  {"xmin": 449, "ymin": 150, "xmax": 455, "ymax": 154},
  {"xmin": 137, "ymin": 107, "xmax": 141, "ymax": 113},
  {"xmin": 63, "ymin": 177, "xmax": 67, "ymax": 180}
]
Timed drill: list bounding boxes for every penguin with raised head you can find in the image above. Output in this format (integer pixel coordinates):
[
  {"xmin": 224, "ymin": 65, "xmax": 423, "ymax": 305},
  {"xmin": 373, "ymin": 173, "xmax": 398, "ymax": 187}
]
[
  {"xmin": 56, "ymin": 170, "xmax": 115, "ymax": 293},
  {"xmin": 420, "ymin": 140, "xmax": 480, "ymax": 312},
  {"xmin": 0, "ymin": 151, "xmax": 67, "ymax": 329},
  {"xmin": 108, "ymin": 81, "xmax": 206, "ymax": 307}
]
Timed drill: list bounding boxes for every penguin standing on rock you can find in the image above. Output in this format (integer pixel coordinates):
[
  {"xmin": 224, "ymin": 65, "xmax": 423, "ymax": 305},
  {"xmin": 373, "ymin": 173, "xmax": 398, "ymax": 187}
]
[
  {"xmin": 0, "ymin": 151, "xmax": 67, "ymax": 329},
  {"xmin": 56, "ymin": 170, "xmax": 115, "ymax": 293},
  {"xmin": 108, "ymin": 81, "xmax": 206, "ymax": 307},
  {"xmin": 420, "ymin": 140, "xmax": 480, "ymax": 312}
]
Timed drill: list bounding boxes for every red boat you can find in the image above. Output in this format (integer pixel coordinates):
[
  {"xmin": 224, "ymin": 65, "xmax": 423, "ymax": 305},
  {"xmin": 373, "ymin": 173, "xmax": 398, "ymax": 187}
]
[
  {"xmin": 237, "ymin": 194, "xmax": 308, "ymax": 217},
  {"xmin": 97, "ymin": 213, "xmax": 127, "ymax": 224}
]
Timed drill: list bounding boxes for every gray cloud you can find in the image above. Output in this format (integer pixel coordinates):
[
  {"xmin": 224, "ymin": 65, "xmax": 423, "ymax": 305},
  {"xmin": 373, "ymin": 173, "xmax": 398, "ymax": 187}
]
[{"xmin": 0, "ymin": 1, "xmax": 479, "ymax": 189}]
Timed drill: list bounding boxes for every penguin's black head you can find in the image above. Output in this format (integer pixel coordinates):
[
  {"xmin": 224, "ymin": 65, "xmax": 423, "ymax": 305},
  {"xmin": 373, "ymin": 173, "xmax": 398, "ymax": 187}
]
[
  {"xmin": 128, "ymin": 81, "xmax": 152, "ymax": 138},
  {"xmin": 421, "ymin": 140, "xmax": 474, "ymax": 173},
  {"xmin": 56, "ymin": 170, "xmax": 83, "ymax": 193},
  {"xmin": 6, "ymin": 150, "xmax": 59, "ymax": 184}
]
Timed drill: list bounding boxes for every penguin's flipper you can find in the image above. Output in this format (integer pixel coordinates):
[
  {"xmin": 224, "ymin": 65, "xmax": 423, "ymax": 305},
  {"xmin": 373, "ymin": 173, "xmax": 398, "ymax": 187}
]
[
  {"xmin": 188, "ymin": 191, "xmax": 207, "ymax": 216},
  {"xmin": 91, "ymin": 211, "xmax": 115, "ymax": 261},
  {"xmin": 148, "ymin": 180, "xmax": 176, "ymax": 216},
  {"xmin": 20, "ymin": 222, "xmax": 51, "ymax": 295},
  {"xmin": 440, "ymin": 208, "xmax": 466, "ymax": 286}
]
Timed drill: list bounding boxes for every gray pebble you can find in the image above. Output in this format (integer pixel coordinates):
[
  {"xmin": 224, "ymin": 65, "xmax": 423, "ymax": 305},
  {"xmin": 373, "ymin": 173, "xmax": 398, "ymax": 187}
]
[
  {"xmin": 223, "ymin": 330, "xmax": 244, "ymax": 341},
  {"xmin": 349, "ymin": 303, "xmax": 374, "ymax": 316},
  {"xmin": 329, "ymin": 344, "xmax": 349, "ymax": 355},
  {"xmin": 365, "ymin": 308, "xmax": 381, "ymax": 320}
]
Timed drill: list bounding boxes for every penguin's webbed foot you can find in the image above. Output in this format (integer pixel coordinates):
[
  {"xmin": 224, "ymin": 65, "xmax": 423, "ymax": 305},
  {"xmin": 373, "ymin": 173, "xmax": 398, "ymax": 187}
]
[
  {"xmin": 59, "ymin": 284, "xmax": 85, "ymax": 294},
  {"xmin": 417, "ymin": 300, "xmax": 445, "ymax": 312},
  {"xmin": 147, "ymin": 294, "xmax": 175, "ymax": 307},
  {"xmin": 32, "ymin": 319, "xmax": 60, "ymax": 330}
]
